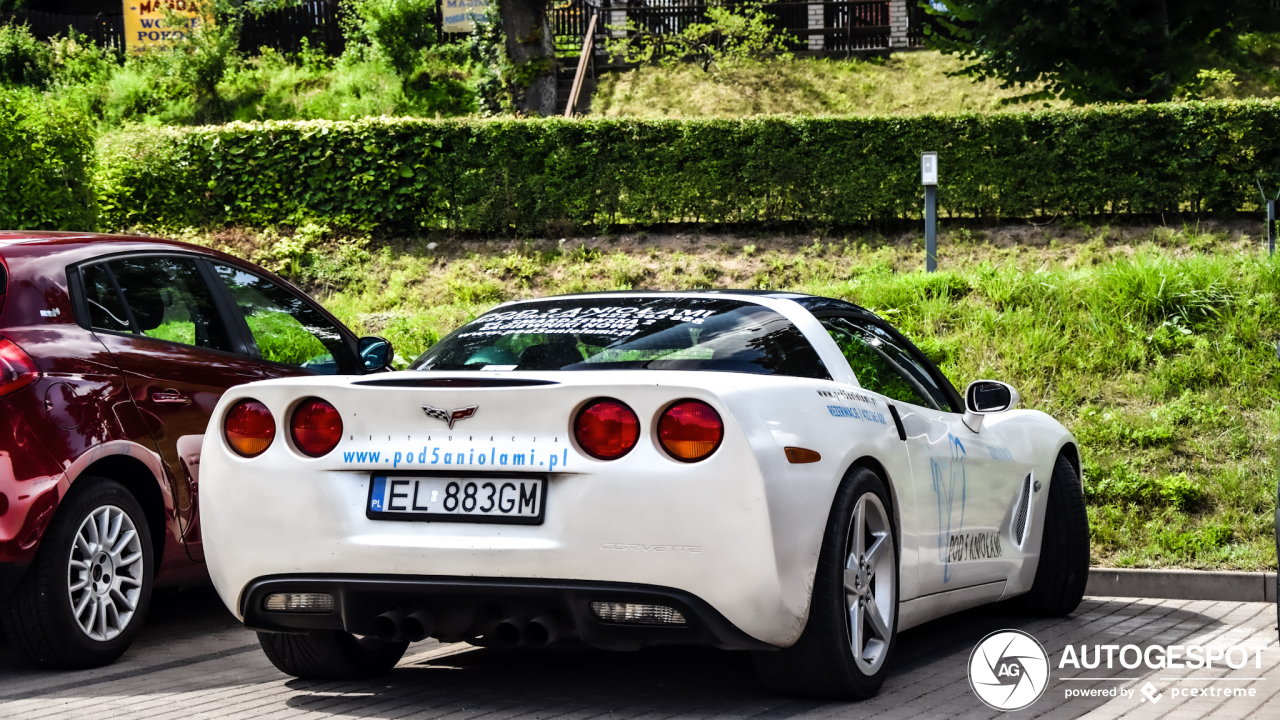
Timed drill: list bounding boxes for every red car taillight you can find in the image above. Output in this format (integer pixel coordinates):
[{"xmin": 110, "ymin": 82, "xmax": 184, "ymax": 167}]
[
  {"xmin": 291, "ymin": 398, "xmax": 343, "ymax": 458},
  {"xmin": 0, "ymin": 336, "xmax": 38, "ymax": 398},
  {"xmin": 658, "ymin": 400, "xmax": 723, "ymax": 462},
  {"xmin": 225, "ymin": 399, "xmax": 275, "ymax": 458},
  {"xmin": 574, "ymin": 398, "xmax": 640, "ymax": 460}
]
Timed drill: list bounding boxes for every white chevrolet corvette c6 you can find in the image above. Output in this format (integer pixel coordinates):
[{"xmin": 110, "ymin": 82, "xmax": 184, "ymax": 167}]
[{"xmin": 200, "ymin": 291, "xmax": 1088, "ymax": 698}]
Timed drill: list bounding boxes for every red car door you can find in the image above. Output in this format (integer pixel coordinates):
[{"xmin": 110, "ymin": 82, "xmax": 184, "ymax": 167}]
[{"xmin": 82, "ymin": 255, "xmax": 263, "ymax": 563}]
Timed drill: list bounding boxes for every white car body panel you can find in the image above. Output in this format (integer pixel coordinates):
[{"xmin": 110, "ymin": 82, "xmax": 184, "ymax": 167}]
[{"xmin": 200, "ymin": 292, "xmax": 1078, "ymax": 648}]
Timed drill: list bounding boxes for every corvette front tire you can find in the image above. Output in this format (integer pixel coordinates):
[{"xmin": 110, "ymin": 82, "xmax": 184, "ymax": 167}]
[
  {"xmin": 1011, "ymin": 452, "xmax": 1089, "ymax": 617},
  {"xmin": 258, "ymin": 630, "xmax": 408, "ymax": 680},
  {"xmin": 752, "ymin": 465, "xmax": 898, "ymax": 699}
]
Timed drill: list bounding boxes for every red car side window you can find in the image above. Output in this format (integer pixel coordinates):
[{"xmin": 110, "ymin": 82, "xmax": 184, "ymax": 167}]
[
  {"xmin": 210, "ymin": 264, "xmax": 354, "ymax": 374},
  {"xmin": 109, "ymin": 256, "xmax": 235, "ymax": 354},
  {"xmin": 81, "ymin": 263, "xmax": 133, "ymax": 334}
]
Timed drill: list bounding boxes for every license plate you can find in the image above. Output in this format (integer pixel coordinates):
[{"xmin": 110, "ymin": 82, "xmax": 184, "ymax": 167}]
[{"xmin": 367, "ymin": 476, "xmax": 545, "ymax": 524}]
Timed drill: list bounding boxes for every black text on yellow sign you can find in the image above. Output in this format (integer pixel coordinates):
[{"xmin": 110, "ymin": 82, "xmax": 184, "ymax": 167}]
[{"xmin": 123, "ymin": 0, "xmax": 215, "ymax": 53}]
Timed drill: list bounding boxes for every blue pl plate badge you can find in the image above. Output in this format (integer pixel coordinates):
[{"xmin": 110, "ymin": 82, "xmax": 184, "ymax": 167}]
[{"xmin": 370, "ymin": 476, "xmax": 386, "ymax": 511}]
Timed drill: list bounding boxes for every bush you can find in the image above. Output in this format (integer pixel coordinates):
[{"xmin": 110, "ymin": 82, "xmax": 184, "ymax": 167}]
[
  {"xmin": 94, "ymin": 100, "xmax": 1280, "ymax": 234},
  {"xmin": 607, "ymin": 0, "xmax": 792, "ymax": 71},
  {"xmin": 341, "ymin": 0, "xmax": 438, "ymax": 76},
  {"xmin": 0, "ymin": 22, "xmax": 51, "ymax": 87},
  {"xmin": 0, "ymin": 88, "xmax": 95, "ymax": 229}
]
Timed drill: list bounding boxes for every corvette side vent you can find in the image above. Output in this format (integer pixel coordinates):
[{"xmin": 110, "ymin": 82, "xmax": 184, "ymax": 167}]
[{"xmin": 1013, "ymin": 472, "xmax": 1033, "ymax": 545}]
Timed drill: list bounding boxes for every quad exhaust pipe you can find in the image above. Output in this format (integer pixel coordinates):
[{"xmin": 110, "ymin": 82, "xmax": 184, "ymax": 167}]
[
  {"xmin": 403, "ymin": 610, "xmax": 437, "ymax": 642},
  {"xmin": 372, "ymin": 608, "xmax": 438, "ymax": 642},
  {"xmin": 370, "ymin": 608, "xmax": 563, "ymax": 645},
  {"xmin": 525, "ymin": 615, "xmax": 561, "ymax": 646},
  {"xmin": 372, "ymin": 610, "xmax": 403, "ymax": 640},
  {"xmin": 493, "ymin": 614, "xmax": 563, "ymax": 646}
]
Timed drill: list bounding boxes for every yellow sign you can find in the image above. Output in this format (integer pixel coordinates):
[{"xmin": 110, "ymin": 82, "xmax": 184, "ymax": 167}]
[
  {"xmin": 441, "ymin": 0, "xmax": 489, "ymax": 33},
  {"xmin": 123, "ymin": 0, "xmax": 212, "ymax": 53}
]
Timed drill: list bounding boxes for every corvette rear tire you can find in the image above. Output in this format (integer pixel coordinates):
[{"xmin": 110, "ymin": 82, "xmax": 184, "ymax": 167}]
[
  {"xmin": 0, "ymin": 478, "xmax": 154, "ymax": 669},
  {"xmin": 1012, "ymin": 452, "xmax": 1089, "ymax": 617},
  {"xmin": 752, "ymin": 465, "xmax": 898, "ymax": 699},
  {"xmin": 258, "ymin": 630, "xmax": 408, "ymax": 680}
]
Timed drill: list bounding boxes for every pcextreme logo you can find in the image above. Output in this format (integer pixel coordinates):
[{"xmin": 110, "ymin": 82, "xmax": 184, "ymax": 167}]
[{"xmin": 968, "ymin": 630, "xmax": 1051, "ymax": 711}]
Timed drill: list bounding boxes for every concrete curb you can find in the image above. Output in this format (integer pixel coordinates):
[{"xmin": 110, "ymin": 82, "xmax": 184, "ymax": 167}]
[{"xmin": 1087, "ymin": 568, "xmax": 1278, "ymax": 603}]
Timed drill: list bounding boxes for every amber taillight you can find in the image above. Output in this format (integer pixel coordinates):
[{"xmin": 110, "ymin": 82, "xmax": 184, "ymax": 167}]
[
  {"xmin": 658, "ymin": 400, "xmax": 724, "ymax": 462},
  {"xmin": 0, "ymin": 336, "xmax": 39, "ymax": 398},
  {"xmin": 291, "ymin": 398, "xmax": 343, "ymax": 458},
  {"xmin": 225, "ymin": 400, "xmax": 276, "ymax": 458},
  {"xmin": 574, "ymin": 399, "xmax": 640, "ymax": 460}
]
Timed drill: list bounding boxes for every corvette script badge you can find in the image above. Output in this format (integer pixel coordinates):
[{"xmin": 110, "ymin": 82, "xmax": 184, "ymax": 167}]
[{"xmin": 422, "ymin": 405, "xmax": 478, "ymax": 429}]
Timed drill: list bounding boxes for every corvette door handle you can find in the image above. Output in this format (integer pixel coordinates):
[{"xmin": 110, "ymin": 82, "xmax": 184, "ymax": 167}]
[{"xmin": 151, "ymin": 390, "xmax": 192, "ymax": 405}]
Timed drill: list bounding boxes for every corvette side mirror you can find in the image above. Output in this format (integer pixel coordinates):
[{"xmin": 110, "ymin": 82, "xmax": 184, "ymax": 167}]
[
  {"xmin": 962, "ymin": 380, "xmax": 1020, "ymax": 432},
  {"xmin": 358, "ymin": 336, "xmax": 394, "ymax": 372}
]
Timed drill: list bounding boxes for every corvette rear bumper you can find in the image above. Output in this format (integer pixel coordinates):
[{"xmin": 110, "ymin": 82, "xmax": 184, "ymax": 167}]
[
  {"xmin": 203, "ymin": 376, "xmax": 827, "ymax": 649},
  {"xmin": 241, "ymin": 574, "xmax": 777, "ymax": 651}
]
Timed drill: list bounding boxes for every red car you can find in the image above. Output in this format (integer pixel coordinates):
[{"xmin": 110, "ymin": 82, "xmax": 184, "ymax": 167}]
[{"xmin": 0, "ymin": 232, "xmax": 392, "ymax": 668}]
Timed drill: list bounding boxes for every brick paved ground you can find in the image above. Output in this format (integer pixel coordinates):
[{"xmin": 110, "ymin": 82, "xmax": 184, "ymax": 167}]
[{"xmin": 0, "ymin": 589, "xmax": 1276, "ymax": 719}]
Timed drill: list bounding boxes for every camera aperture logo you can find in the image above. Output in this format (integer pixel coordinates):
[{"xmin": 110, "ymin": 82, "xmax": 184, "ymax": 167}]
[{"xmin": 969, "ymin": 630, "xmax": 1050, "ymax": 711}]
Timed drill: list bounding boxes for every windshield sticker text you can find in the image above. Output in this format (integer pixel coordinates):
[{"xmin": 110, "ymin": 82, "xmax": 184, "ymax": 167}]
[{"xmin": 461, "ymin": 306, "xmax": 720, "ymax": 339}]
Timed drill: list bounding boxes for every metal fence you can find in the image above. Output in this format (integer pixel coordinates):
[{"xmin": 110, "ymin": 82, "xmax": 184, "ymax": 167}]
[
  {"xmin": 553, "ymin": 0, "xmax": 928, "ymax": 60},
  {"xmin": 0, "ymin": 10, "xmax": 124, "ymax": 50},
  {"xmin": 0, "ymin": 2, "xmax": 348, "ymax": 56},
  {"xmin": 3, "ymin": 0, "xmax": 928, "ymax": 61},
  {"xmin": 239, "ymin": 0, "xmax": 346, "ymax": 55}
]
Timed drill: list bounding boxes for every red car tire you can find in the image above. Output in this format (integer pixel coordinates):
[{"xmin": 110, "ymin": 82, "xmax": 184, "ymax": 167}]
[{"xmin": 1, "ymin": 478, "xmax": 155, "ymax": 669}]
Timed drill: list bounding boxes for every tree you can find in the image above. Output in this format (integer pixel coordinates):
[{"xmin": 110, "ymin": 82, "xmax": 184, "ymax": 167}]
[
  {"xmin": 496, "ymin": 0, "xmax": 556, "ymax": 115},
  {"xmin": 929, "ymin": 0, "xmax": 1270, "ymax": 104}
]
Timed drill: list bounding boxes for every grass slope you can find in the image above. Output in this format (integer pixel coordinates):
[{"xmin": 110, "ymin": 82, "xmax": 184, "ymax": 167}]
[
  {"xmin": 591, "ymin": 52, "xmax": 1072, "ymax": 118},
  {"xmin": 188, "ymin": 221, "xmax": 1279, "ymax": 570}
]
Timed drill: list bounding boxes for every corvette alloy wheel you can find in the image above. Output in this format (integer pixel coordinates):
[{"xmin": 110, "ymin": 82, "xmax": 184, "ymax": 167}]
[
  {"xmin": 845, "ymin": 491, "xmax": 896, "ymax": 675},
  {"xmin": 67, "ymin": 505, "xmax": 145, "ymax": 642}
]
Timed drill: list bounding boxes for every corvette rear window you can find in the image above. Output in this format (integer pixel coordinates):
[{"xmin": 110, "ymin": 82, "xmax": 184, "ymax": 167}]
[{"xmin": 411, "ymin": 297, "xmax": 831, "ymax": 380}]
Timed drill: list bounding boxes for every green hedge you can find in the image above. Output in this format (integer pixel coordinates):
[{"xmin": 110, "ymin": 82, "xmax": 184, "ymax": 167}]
[
  {"xmin": 96, "ymin": 100, "xmax": 1280, "ymax": 233},
  {"xmin": 0, "ymin": 89, "xmax": 95, "ymax": 230}
]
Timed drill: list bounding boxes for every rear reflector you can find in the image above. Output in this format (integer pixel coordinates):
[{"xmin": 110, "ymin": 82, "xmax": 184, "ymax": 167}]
[
  {"xmin": 574, "ymin": 398, "xmax": 640, "ymax": 460},
  {"xmin": 0, "ymin": 336, "xmax": 39, "ymax": 398},
  {"xmin": 658, "ymin": 400, "xmax": 724, "ymax": 462},
  {"xmin": 590, "ymin": 602, "xmax": 687, "ymax": 626},
  {"xmin": 291, "ymin": 398, "xmax": 343, "ymax": 457},
  {"xmin": 225, "ymin": 399, "xmax": 275, "ymax": 457},
  {"xmin": 263, "ymin": 593, "xmax": 334, "ymax": 613}
]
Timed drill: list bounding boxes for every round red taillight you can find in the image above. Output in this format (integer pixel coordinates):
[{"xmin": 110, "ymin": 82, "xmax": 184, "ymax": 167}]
[
  {"xmin": 225, "ymin": 399, "xmax": 275, "ymax": 458},
  {"xmin": 658, "ymin": 400, "xmax": 723, "ymax": 462},
  {"xmin": 574, "ymin": 398, "xmax": 640, "ymax": 460},
  {"xmin": 291, "ymin": 398, "xmax": 343, "ymax": 458}
]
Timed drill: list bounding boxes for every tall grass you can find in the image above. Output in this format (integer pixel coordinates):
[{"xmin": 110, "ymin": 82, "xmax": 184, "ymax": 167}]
[{"xmin": 187, "ymin": 223, "xmax": 1278, "ymax": 570}]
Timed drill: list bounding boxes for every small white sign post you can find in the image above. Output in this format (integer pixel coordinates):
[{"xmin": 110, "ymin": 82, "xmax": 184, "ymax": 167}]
[
  {"xmin": 1256, "ymin": 178, "xmax": 1276, "ymax": 255},
  {"xmin": 922, "ymin": 152, "xmax": 938, "ymax": 272}
]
